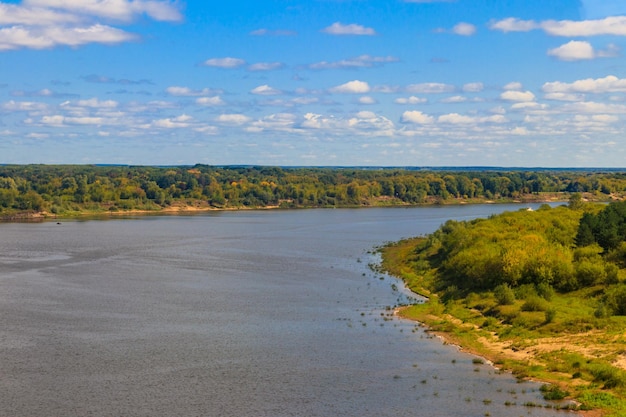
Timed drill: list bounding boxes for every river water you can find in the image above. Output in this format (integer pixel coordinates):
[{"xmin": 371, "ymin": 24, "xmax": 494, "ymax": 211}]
[{"xmin": 0, "ymin": 205, "xmax": 572, "ymax": 417}]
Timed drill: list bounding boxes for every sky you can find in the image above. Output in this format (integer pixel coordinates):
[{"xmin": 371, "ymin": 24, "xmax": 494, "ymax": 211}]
[{"xmin": 1, "ymin": 0, "xmax": 626, "ymax": 167}]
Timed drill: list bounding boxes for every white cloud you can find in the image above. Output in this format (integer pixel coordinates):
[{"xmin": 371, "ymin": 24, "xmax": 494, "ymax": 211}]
[
  {"xmin": 500, "ymin": 90, "xmax": 536, "ymax": 102},
  {"xmin": 394, "ymin": 96, "xmax": 427, "ymax": 104},
  {"xmin": 330, "ymin": 80, "xmax": 371, "ymax": 94},
  {"xmin": 358, "ymin": 96, "xmax": 377, "ymax": 104},
  {"xmin": 548, "ymin": 40, "xmax": 596, "ymax": 61},
  {"xmin": 166, "ymin": 86, "xmax": 223, "ymax": 96},
  {"xmin": 510, "ymin": 102, "xmax": 548, "ymax": 111},
  {"xmin": 406, "ymin": 82, "xmax": 455, "ymax": 94},
  {"xmin": 1, "ymin": 100, "xmax": 48, "ymax": 111},
  {"xmin": 248, "ymin": 113, "xmax": 298, "ymax": 133},
  {"xmin": 202, "ymin": 57, "xmax": 246, "ymax": 68},
  {"xmin": 560, "ymin": 101, "xmax": 626, "ymax": 114},
  {"xmin": 438, "ymin": 113, "xmax": 474, "ymax": 124},
  {"xmin": 542, "ymin": 16, "xmax": 626, "ymax": 36},
  {"xmin": 248, "ymin": 62, "xmax": 284, "ymax": 71},
  {"xmin": 452, "ymin": 22, "xmax": 476, "ymax": 36},
  {"xmin": 250, "ymin": 85, "xmax": 282, "ymax": 95},
  {"xmin": 0, "ymin": 3, "xmax": 81, "ymax": 26},
  {"xmin": 152, "ymin": 114, "xmax": 193, "ymax": 129},
  {"xmin": 441, "ymin": 95, "xmax": 467, "ymax": 103},
  {"xmin": 0, "ymin": 24, "xmax": 136, "ymax": 50},
  {"xmin": 462, "ymin": 82, "xmax": 483, "ymax": 92},
  {"xmin": 488, "ymin": 18, "xmax": 538, "ymax": 33},
  {"xmin": 401, "ymin": 110, "xmax": 434, "ymax": 124},
  {"xmin": 544, "ymin": 92, "xmax": 585, "ymax": 101},
  {"xmin": 542, "ymin": 75, "xmax": 626, "ymax": 94},
  {"xmin": 321, "ymin": 22, "xmax": 376, "ymax": 36},
  {"xmin": 196, "ymin": 96, "xmax": 225, "ymax": 106},
  {"xmin": 250, "ymin": 28, "xmax": 297, "ymax": 36},
  {"xmin": 216, "ymin": 114, "xmax": 252, "ymax": 124},
  {"xmin": 0, "ymin": 1, "xmax": 182, "ymax": 50},
  {"xmin": 308, "ymin": 55, "xmax": 398, "ymax": 70},
  {"xmin": 75, "ymin": 98, "xmax": 118, "ymax": 108},
  {"xmin": 503, "ymin": 82, "xmax": 523, "ymax": 90},
  {"xmin": 24, "ymin": 0, "xmax": 183, "ymax": 22},
  {"xmin": 300, "ymin": 111, "xmax": 394, "ymax": 136},
  {"xmin": 491, "ymin": 16, "xmax": 626, "ymax": 37},
  {"xmin": 438, "ymin": 113, "xmax": 507, "ymax": 124}
]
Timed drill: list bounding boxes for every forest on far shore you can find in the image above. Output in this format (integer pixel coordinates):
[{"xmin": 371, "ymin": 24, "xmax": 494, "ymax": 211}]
[{"xmin": 1, "ymin": 164, "xmax": 626, "ymax": 218}]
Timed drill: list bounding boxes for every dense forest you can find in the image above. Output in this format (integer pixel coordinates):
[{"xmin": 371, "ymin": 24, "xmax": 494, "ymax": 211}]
[
  {"xmin": 380, "ymin": 199, "xmax": 626, "ymax": 414},
  {"xmin": 2, "ymin": 164, "xmax": 626, "ymax": 218}
]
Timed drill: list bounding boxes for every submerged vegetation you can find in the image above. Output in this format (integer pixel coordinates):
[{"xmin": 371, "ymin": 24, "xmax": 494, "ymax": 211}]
[
  {"xmin": 2, "ymin": 164, "xmax": 626, "ymax": 218},
  {"xmin": 381, "ymin": 198, "xmax": 626, "ymax": 416}
]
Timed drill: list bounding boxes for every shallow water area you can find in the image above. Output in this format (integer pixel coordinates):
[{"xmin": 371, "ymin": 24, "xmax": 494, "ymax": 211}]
[{"xmin": 0, "ymin": 205, "xmax": 572, "ymax": 416}]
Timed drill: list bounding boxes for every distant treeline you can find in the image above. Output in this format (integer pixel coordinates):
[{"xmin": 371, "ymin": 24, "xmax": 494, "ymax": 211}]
[{"xmin": 0, "ymin": 164, "xmax": 626, "ymax": 215}]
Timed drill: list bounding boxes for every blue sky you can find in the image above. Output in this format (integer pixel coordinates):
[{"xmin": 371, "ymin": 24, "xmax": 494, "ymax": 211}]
[{"xmin": 2, "ymin": 0, "xmax": 626, "ymax": 167}]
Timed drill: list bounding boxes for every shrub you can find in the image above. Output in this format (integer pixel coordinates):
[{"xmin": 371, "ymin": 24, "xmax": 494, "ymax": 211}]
[
  {"xmin": 494, "ymin": 284, "xmax": 516, "ymax": 305},
  {"xmin": 575, "ymin": 259, "xmax": 607, "ymax": 287},
  {"xmin": 521, "ymin": 296, "xmax": 548, "ymax": 312},
  {"xmin": 544, "ymin": 308, "xmax": 557, "ymax": 324},
  {"xmin": 540, "ymin": 384, "xmax": 568, "ymax": 401}
]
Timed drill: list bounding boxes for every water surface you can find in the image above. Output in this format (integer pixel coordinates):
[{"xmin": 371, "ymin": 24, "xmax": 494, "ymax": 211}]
[{"xmin": 0, "ymin": 205, "xmax": 570, "ymax": 416}]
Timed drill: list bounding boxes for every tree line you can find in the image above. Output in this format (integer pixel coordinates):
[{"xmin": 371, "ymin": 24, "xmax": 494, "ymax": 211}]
[{"xmin": 1, "ymin": 164, "xmax": 626, "ymax": 216}]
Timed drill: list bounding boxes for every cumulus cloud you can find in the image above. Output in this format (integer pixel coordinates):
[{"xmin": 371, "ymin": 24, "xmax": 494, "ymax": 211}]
[
  {"xmin": 542, "ymin": 16, "xmax": 626, "ymax": 36},
  {"xmin": 503, "ymin": 82, "xmax": 523, "ymax": 90},
  {"xmin": 308, "ymin": 55, "xmax": 399, "ymax": 70},
  {"xmin": 195, "ymin": 96, "xmax": 225, "ymax": 106},
  {"xmin": 1, "ymin": 100, "xmax": 48, "ymax": 111},
  {"xmin": 547, "ymin": 40, "xmax": 618, "ymax": 61},
  {"xmin": 0, "ymin": 0, "xmax": 182, "ymax": 50},
  {"xmin": 488, "ymin": 18, "xmax": 538, "ymax": 33},
  {"xmin": 166, "ymin": 86, "xmax": 223, "ymax": 96},
  {"xmin": 441, "ymin": 95, "xmax": 467, "ymax": 103},
  {"xmin": 0, "ymin": 24, "xmax": 136, "ymax": 50},
  {"xmin": 542, "ymin": 75, "xmax": 626, "ymax": 94},
  {"xmin": 548, "ymin": 40, "xmax": 595, "ymax": 61},
  {"xmin": 202, "ymin": 57, "xmax": 246, "ymax": 68},
  {"xmin": 151, "ymin": 114, "xmax": 193, "ymax": 129},
  {"xmin": 394, "ymin": 96, "xmax": 427, "ymax": 104},
  {"xmin": 490, "ymin": 16, "xmax": 626, "ymax": 37},
  {"xmin": 358, "ymin": 96, "xmax": 377, "ymax": 104},
  {"xmin": 500, "ymin": 90, "xmax": 536, "ymax": 102},
  {"xmin": 452, "ymin": 22, "xmax": 476, "ymax": 36},
  {"xmin": 216, "ymin": 114, "xmax": 252, "ymax": 124},
  {"xmin": 248, "ymin": 62, "xmax": 284, "ymax": 71},
  {"xmin": 462, "ymin": 82, "xmax": 483, "ymax": 92},
  {"xmin": 406, "ymin": 82, "xmax": 455, "ymax": 94},
  {"xmin": 330, "ymin": 80, "xmax": 371, "ymax": 94},
  {"xmin": 401, "ymin": 110, "xmax": 434, "ymax": 124},
  {"xmin": 249, "ymin": 28, "xmax": 297, "ymax": 36},
  {"xmin": 250, "ymin": 85, "xmax": 282, "ymax": 95},
  {"xmin": 544, "ymin": 92, "xmax": 585, "ymax": 102},
  {"xmin": 23, "ymin": 0, "xmax": 183, "ymax": 23},
  {"xmin": 321, "ymin": 22, "xmax": 376, "ymax": 36}
]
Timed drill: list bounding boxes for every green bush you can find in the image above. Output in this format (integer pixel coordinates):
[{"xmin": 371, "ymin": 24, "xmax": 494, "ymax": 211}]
[
  {"xmin": 494, "ymin": 284, "xmax": 516, "ymax": 305},
  {"xmin": 521, "ymin": 296, "xmax": 548, "ymax": 312}
]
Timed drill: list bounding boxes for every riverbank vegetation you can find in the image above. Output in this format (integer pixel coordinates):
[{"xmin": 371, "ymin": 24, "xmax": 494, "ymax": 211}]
[
  {"xmin": 380, "ymin": 198, "xmax": 626, "ymax": 416},
  {"xmin": 1, "ymin": 164, "xmax": 626, "ymax": 219}
]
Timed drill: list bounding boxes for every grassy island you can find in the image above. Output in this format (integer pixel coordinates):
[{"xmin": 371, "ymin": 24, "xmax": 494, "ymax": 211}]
[{"xmin": 380, "ymin": 198, "xmax": 626, "ymax": 416}]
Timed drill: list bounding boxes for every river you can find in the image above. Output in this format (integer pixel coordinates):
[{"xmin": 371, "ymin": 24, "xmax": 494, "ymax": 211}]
[{"xmin": 0, "ymin": 204, "xmax": 571, "ymax": 416}]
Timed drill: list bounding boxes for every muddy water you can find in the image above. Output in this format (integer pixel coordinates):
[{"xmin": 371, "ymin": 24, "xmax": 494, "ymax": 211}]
[{"xmin": 0, "ymin": 205, "xmax": 569, "ymax": 416}]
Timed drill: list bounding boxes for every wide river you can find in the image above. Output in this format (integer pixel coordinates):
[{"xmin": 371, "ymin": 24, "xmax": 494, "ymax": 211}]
[{"xmin": 0, "ymin": 205, "xmax": 573, "ymax": 417}]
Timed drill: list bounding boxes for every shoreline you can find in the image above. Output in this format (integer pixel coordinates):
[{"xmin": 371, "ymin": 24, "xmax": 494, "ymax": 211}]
[
  {"xmin": 393, "ymin": 305, "xmax": 602, "ymax": 416},
  {"xmin": 0, "ymin": 195, "xmax": 575, "ymax": 222}
]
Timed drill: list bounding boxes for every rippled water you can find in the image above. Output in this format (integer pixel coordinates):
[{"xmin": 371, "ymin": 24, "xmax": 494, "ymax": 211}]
[{"xmin": 0, "ymin": 205, "xmax": 570, "ymax": 416}]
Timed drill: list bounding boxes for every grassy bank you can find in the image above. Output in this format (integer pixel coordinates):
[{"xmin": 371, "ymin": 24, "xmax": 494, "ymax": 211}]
[{"xmin": 379, "ymin": 205, "xmax": 626, "ymax": 416}]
